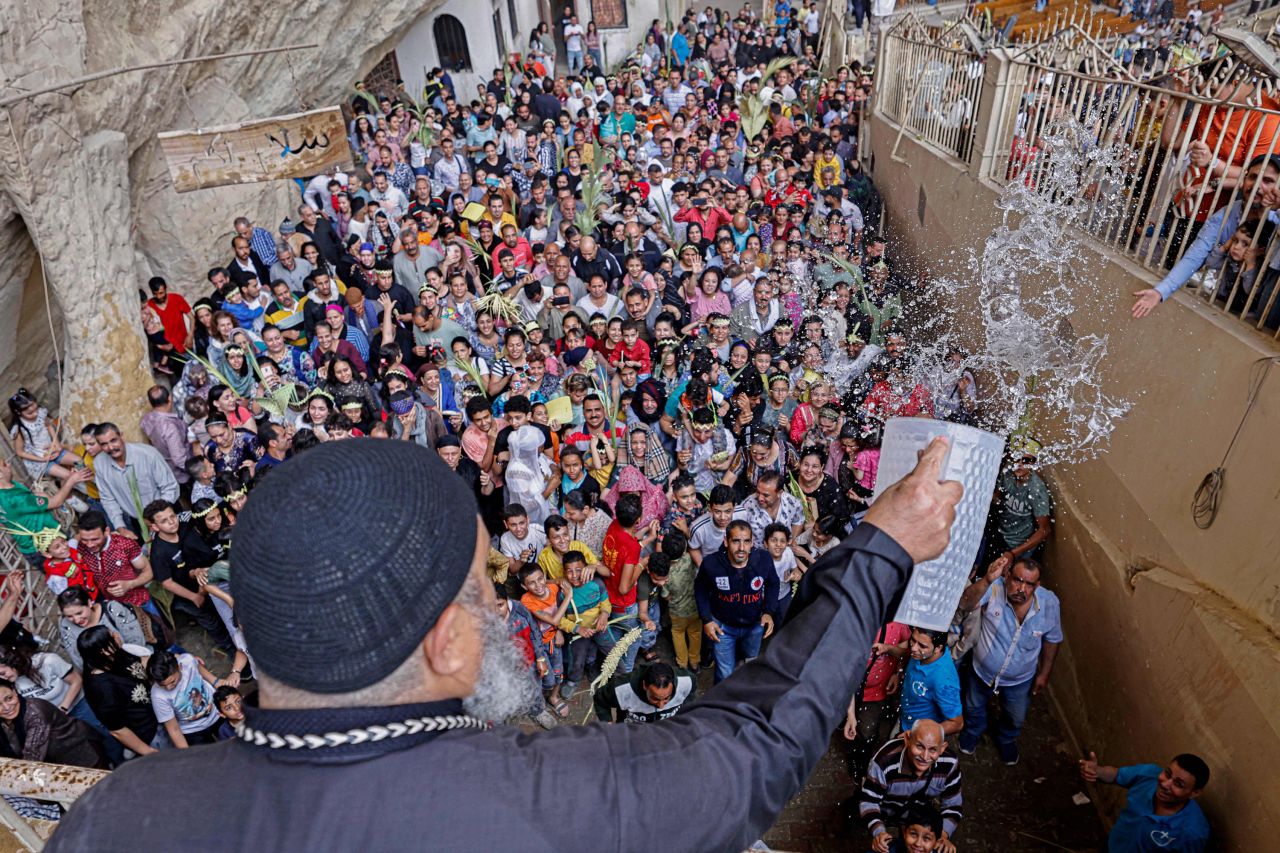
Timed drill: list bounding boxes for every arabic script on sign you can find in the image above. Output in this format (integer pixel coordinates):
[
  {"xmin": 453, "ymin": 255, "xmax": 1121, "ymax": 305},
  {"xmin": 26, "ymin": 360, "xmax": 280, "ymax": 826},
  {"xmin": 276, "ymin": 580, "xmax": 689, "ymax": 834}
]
[{"xmin": 157, "ymin": 106, "xmax": 350, "ymax": 192}]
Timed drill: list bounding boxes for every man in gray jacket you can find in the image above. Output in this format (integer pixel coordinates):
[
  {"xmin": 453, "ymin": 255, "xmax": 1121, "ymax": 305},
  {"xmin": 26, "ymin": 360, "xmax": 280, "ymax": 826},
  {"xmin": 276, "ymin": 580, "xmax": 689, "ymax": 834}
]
[{"xmin": 49, "ymin": 437, "xmax": 960, "ymax": 853}]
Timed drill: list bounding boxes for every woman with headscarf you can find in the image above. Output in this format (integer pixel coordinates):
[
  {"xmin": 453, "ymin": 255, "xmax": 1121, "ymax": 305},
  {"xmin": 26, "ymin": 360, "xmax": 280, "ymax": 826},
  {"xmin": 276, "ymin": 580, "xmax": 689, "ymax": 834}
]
[
  {"xmin": 213, "ymin": 343, "xmax": 258, "ymax": 399},
  {"xmin": 602, "ymin": 465, "xmax": 669, "ymax": 531},
  {"xmin": 172, "ymin": 359, "xmax": 213, "ymax": 419},
  {"xmin": 620, "ymin": 424, "xmax": 673, "ymax": 486},
  {"xmin": 566, "ymin": 82, "xmax": 587, "ymax": 121}
]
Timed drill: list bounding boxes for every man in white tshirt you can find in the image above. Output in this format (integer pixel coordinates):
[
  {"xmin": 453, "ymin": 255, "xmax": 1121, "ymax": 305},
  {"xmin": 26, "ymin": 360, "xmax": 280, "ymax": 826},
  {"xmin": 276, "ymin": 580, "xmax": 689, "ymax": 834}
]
[
  {"xmin": 370, "ymin": 170, "xmax": 409, "ymax": 222},
  {"xmin": 499, "ymin": 505, "xmax": 548, "ymax": 575},
  {"xmin": 304, "ymin": 167, "xmax": 348, "ymax": 213},
  {"xmin": 564, "ymin": 16, "xmax": 586, "ymax": 73}
]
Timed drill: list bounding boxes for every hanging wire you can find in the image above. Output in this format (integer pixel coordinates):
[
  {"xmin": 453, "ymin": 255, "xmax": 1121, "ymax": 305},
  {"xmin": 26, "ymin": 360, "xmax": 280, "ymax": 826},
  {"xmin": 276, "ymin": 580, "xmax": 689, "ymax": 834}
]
[{"xmin": 1192, "ymin": 356, "xmax": 1279, "ymax": 529}]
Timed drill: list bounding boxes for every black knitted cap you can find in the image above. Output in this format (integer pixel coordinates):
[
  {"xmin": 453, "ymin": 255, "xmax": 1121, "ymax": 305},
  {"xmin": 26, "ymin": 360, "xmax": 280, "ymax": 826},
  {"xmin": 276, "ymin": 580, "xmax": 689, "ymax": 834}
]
[{"xmin": 231, "ymin": 439, "xmax": 478, "ymax": 693}]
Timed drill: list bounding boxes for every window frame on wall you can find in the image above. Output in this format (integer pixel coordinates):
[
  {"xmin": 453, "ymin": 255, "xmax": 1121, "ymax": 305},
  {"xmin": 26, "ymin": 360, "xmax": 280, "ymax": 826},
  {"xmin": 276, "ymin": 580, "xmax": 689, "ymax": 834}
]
[
  {"xmin": 507, "ymin": 0, "xmax": 520, "ymax": 44},
  {"xmin": 433, "ymin": 14, "xmax": 472, "ymax": 72},
  {"xmin": 589, "ymin": 0, "xmax": 627, "ymax": 30},
  {"xmin": 493, "ymin": 8, "xmax": 508, "ymax": 62}
]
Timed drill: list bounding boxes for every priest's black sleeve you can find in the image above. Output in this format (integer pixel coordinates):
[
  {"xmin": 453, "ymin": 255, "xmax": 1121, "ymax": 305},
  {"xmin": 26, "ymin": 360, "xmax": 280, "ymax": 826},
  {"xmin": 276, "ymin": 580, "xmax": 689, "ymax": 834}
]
[{"xmin": 598, "ymin": 521, "xmax": 912, "ymax": 852}]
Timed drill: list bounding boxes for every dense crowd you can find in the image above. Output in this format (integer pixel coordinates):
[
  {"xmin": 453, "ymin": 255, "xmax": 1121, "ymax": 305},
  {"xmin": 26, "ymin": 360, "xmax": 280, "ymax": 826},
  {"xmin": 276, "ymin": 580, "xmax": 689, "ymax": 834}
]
[{"xmin": 0, "ymin": 2, "xmax": 1215, "ymax": 849}]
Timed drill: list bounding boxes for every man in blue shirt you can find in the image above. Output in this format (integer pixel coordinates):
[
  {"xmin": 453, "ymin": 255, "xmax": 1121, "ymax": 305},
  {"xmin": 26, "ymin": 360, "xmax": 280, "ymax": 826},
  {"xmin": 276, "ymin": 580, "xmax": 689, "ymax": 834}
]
[
  {"xmin": 1132, "ymin": 152, "xmax": 1280, "ymax": 319},
  {"xmin": 695, "ymin": 519, "xmax": 780, "ymax": 683},
  {"xmin": 955, "ymin": 554, "xmax": 1062, "ymax": 765},
  {"xmin": 899, "ymin": 627, "xmax": 963, "ymax": 736},
  {"xmin": 1079, "ymin": 752, "xmax": 1211, "ymax": 852}
]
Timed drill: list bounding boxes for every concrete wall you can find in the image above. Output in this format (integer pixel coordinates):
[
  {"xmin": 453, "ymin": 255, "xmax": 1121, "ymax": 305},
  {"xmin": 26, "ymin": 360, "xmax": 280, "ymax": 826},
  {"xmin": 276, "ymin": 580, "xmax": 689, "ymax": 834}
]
[
  {"xmin": 397, "ymin": 0, "xmax": 511, "ymax": 103},
  {"xmin": 395, "ymin": 0, "xmax": 678, "ymax": 100},
  {"xmin": 864, "ymin": 107, "xmax": 1280, "ymax": 848}
]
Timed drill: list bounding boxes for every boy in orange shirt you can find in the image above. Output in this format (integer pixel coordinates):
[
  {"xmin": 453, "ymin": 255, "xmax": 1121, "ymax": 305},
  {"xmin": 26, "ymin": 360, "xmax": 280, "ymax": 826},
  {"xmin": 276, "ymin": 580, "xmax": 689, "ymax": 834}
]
[{"xmin": 519, "ymin": 565, "xmax": 570, "ymax": 717}]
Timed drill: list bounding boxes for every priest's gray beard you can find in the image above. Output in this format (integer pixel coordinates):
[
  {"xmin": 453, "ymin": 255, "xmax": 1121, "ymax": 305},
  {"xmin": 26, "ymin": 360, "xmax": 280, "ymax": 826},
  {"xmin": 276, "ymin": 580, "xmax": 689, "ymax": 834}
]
[{"xmin": 460, "ymin": 594, "xmax": 542, "ymax": 724}]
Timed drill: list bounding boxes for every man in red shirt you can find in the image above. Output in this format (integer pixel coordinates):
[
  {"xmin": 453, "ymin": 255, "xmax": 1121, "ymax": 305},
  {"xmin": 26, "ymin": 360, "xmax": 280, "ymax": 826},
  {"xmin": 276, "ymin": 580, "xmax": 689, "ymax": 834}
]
[
  {"xmin": 843, "ymin": 620, "xmax": 911, "ymax": 781},
  {"xmin": 490, "ymin": 223, "xmax": 534, "ymax": 272},
  {"xmin": 600, "ymin": 493, "xmax": 658, "ymax": 676},
  {"xmin": 74, "ymin": 510, "xmax": 166, "ymax": 644},
  {"xmin": 146, "ymin": 276, "xmax": 193, "ymax": 355}
]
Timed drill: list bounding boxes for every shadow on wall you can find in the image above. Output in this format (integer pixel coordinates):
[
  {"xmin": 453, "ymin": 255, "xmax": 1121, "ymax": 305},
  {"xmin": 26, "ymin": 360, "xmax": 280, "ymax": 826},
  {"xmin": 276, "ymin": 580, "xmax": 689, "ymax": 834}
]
[{"xmin": 0, "ymin": 215, "xmax": 62, "ymax": 409}]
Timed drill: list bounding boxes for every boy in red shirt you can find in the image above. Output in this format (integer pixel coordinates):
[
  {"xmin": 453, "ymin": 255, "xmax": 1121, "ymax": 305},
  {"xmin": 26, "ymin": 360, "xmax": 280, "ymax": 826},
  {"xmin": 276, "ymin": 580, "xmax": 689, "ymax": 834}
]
[
  {"xmin": 607, "ymin": 320, "xmax": 652, "ymax": 378},
  {"xmin": 600, "ymin": 493, "xmax": 659, "ymax": 677},
  {"xmin": 40, "ymin": 533, "xmax": 100, "ymax": 599},
  {"xmin": 843, "ymin": 620, "xmax": 911, "ymax": 781}
]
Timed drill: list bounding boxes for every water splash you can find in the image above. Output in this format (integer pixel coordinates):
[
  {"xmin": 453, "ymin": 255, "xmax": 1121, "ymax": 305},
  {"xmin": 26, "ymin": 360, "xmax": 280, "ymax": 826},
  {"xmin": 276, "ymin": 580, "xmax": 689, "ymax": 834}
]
[{"xmin": 884, "ymin": 115, "xmax": 1133, "ymax": 467}]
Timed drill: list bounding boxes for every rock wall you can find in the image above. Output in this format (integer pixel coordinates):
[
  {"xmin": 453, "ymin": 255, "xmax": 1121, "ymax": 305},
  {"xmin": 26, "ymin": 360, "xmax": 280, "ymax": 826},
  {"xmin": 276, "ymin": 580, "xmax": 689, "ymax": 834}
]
[{"xmin": 0, "ymin": 0, "xmax": 447, "ymax": 433}]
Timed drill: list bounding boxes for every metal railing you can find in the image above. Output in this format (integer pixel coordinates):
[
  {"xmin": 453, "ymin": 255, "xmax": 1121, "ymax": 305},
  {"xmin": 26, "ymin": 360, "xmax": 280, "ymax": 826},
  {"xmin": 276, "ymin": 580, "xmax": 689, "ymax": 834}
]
[
  {"xmin": 876, "ymin": 33, "xmax": 985, "ymax": 162},
  {"xmin": 873, "ymin": 21, "xmax": 1280, "ymax": 339},
  {"xmin": 0, "ymin": 758, "xmax": 108, "ymax": 850},
  {"xmin": 818, "ymin": 0, "xmax": 850, "ymax": 74},
  {"xmin": 0, "ymin": 431, "xmax": 69, "ymax": 646},
  {"xmin": 985, "ymin": 59, "xmax": 1280, "ymax": 338}
]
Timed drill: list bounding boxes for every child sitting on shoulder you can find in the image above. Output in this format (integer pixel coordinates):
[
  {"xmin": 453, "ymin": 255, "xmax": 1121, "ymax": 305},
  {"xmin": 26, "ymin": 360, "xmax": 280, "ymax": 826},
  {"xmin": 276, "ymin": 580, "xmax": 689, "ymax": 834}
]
[{"xmin": 40, "ymin": 533, "xmax": 99, "ymax": 599}]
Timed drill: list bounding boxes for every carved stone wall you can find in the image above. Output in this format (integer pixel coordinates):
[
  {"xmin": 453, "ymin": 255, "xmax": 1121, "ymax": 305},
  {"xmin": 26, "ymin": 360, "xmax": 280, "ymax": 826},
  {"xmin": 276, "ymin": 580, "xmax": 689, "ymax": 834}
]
[{"xmin": 0, "ymin": 0, "xmax": 447, "ymax": 433}]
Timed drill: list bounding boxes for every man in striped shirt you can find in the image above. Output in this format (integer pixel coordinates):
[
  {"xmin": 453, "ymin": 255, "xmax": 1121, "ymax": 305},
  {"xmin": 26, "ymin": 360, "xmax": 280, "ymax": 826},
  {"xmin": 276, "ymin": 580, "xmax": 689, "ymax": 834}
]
[{"xmin": 860, "ymin": 719, "xmax": 963, "ymax": 853}]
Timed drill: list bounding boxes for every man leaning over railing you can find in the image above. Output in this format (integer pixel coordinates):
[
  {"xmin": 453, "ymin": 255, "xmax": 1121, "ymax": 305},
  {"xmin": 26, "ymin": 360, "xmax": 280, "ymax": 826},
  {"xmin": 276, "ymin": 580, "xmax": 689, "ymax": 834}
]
[{"xmin": 1132, "ymin": 153, "xmax": 1280, "ymax": 318}]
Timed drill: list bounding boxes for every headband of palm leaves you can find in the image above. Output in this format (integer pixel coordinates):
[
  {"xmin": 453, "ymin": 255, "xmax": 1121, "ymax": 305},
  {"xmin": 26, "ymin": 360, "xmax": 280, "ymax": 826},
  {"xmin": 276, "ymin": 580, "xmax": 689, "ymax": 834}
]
[
  {"xmin": 3, "ymin": 522, "xmax": 64, "ymax": 553},
  {"xmin": 190, "ymin": 501, "xmax": 222, "ymax": 519}
]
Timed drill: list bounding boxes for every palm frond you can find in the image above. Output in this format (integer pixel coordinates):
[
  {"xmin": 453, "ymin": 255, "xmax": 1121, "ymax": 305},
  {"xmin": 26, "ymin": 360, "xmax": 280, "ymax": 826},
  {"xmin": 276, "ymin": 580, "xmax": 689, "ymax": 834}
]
[
  {"xmin": 453, "ymin": 353, "xmax": 489, "ymax": 392},
  {"xmin": 255, "ymin": 382, "xmax": 308, "ymax": 420},
  {"xmin": 573, "ymin": 146, "xmax": 607, "ymax": 238},
  {"xmin": 186, "ymin": 352, "xmax": 239, "ymax": 396},
  {"xmin": 352, "ymin": 86, "xmax": 382, "ymax": 117},
  {"xmin": 475, "ymin": 288, "xmax": 523, "ymax": 325},
  {"xmin": 761, "ymin": 56, "xmax": 797, "ymax": 86},
  {"xmin": 739, "ymin": 94, "xmax": 769, "ymax": 142}
]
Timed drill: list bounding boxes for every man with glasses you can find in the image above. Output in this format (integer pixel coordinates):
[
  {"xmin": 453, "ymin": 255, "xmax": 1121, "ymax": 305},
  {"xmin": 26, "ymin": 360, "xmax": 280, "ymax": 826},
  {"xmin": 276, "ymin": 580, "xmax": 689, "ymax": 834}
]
[{"xmin": 955, "ymin": 554, "xmax": 1062, "ymax": 766}]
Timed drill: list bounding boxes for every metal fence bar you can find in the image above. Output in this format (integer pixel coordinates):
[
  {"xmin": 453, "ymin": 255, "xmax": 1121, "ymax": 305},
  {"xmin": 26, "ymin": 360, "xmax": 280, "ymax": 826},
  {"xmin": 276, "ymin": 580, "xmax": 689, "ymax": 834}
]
[
  {"xmin": 981, "ymin": 54, "xmax": 1280, "ymax": 340},
  {"xmin": 0, "ymin": 432, "xmax": 69, "ymax": 645},
  {"xmin": 874, "ymin": 33, "xmax": 984, "ymax": 161},
  {"xmin": 875, "ymin": 29, "xmax": 1280, "ymax": 340}
]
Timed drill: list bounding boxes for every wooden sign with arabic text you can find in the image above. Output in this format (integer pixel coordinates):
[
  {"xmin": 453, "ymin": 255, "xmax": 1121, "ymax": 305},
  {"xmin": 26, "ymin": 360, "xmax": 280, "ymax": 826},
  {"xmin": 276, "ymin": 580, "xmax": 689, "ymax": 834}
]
[{"xmin": 157, "ymin": 107, "xmax": 351, "ymax": 193}]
